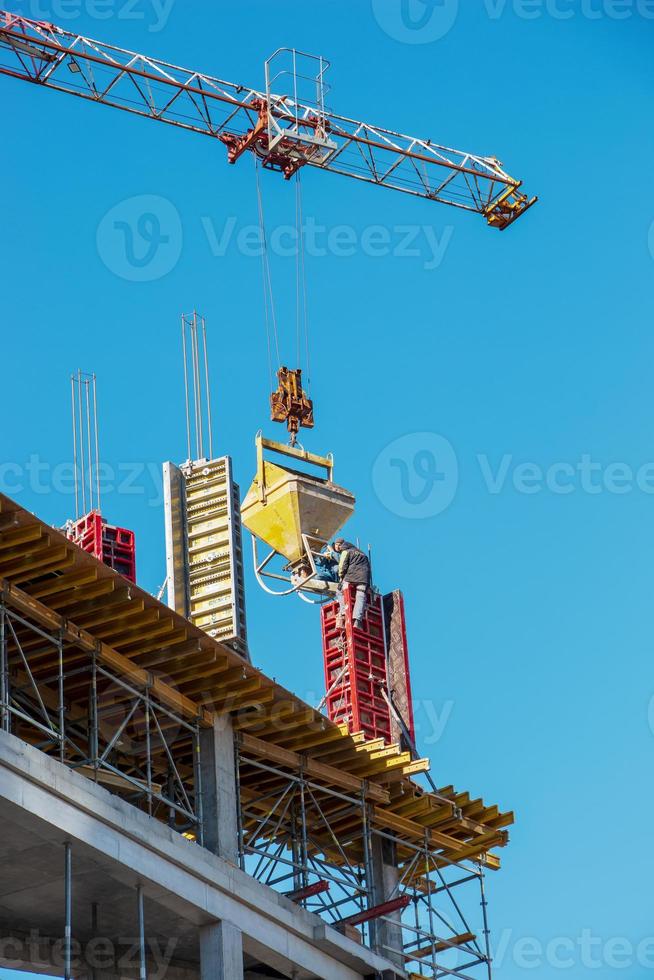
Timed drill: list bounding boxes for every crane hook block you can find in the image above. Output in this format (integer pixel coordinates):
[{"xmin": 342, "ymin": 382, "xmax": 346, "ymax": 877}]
[{"xmin": 270, "ymin": 367, "xmax": 314, "ymax": 444}]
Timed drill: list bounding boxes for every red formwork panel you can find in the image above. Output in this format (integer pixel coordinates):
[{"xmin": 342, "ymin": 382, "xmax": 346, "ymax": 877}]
[
  {"xmin": 67, "ymin": 510, "xmax": 136, "ymax": 583},
  {"xmin": 68, "ymin": 510, "xmax": 104, "ymax": 560},
  {"xmin": 320, "ymin": 584, "xmax": 392, "ymax": 744},
  {"xmin": 383, "ymin": 590, "xmax": 416, "ymax": 749}
]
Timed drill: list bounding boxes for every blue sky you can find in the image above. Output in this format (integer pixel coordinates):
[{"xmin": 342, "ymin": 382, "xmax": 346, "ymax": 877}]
[{"xmin": 1, "ymin": 2, "xmax": 653, "ymax": 979}]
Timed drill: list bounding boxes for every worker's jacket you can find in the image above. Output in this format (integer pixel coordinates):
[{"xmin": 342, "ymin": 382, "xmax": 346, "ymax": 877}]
[{"xmin": 338, "ymin": 544, "xmax": 370, "ymax": 587}]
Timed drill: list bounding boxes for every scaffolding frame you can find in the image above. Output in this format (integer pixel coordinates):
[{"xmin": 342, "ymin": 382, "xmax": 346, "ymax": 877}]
[
  {"xmin": 235, "ymin": 741, "xmax": 494, "ymax": 978},
  {"xmin": 0, "ymin": 582, "xmax": 496, "ymax": 978},
  {"xmin": 0, "ymin": 593, "xmax": 204, "ymax": 838}
]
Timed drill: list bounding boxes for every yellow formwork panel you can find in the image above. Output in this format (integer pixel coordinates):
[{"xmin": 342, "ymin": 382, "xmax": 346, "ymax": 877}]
[
  {"xmin": 241, "ymin": 436, "xmax": 355, "ymax": 565},
  {"xmin": 164, "ymin": 456, "xmax": 248, "ymax": 657}
]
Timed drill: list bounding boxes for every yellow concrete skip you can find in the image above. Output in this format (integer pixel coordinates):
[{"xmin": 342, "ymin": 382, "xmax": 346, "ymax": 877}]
[{"xmin": 240, "ymin": 435, "xmax": 354, "ymax": 564}]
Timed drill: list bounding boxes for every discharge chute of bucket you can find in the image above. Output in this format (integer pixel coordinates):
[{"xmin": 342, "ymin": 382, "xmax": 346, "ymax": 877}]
[{"xmin": 241, "ymin": 433, "xmax": 355, "ymax": 600}]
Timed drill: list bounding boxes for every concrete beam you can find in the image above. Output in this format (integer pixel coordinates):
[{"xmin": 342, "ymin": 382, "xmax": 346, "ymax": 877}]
[{"xmin": 0, "ymin": 731, "xmax": 398, "ymax": 980}]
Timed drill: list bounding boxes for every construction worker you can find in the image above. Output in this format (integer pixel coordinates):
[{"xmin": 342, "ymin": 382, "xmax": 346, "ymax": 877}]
[
  {"xmin": 333, "ymin": 538, "xmax": 370, "ymax": 630},
  {"xmin": 315, "ymin": 545, "xmax": 339, "ymax": 583}
]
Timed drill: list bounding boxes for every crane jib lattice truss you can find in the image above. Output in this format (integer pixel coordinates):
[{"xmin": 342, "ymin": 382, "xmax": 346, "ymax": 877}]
[{"xmin": 0, "ymin": 12, "xmax": 536, "ymax": 229}]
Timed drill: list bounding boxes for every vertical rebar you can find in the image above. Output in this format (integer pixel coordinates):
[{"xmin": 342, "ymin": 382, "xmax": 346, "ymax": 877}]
[
  {"xmin": 85, "ymin": 376, "xmax": 93, "ymax": 511},
  {"xmin": 77, "ymin": 371, "xmax": 87, "ymax": 513},
  {"xmin": 181, "ymin": 315, "xmax": 192, "ymax": 462},
  {"xmin": 192, "ymin": 312, "xmax": 204, "ymax": 459},
  {"xmin": 182, "ymin": 311, "xmax": 213, "ymax": 464},
  {"xmin": 92, "ymin": 374, "xmax": 101, "ymax": 512},
  {"xmin": 189, "ymin": 314, "xmax": 199, "ymax": 458},
  {"xmin": 201, "ymin": 317, "xmax": 213, "ymax": 461},
  {"xmin": 64, "ymin": 842, "xmax": 72, "ymax": 980},
  {"xmin": 137, "ymin": 884, "xmax": 147, "ymax": 980},
  {"xmin": 71, "ymin": 376, "xmax": 79, "ymax": 519}
]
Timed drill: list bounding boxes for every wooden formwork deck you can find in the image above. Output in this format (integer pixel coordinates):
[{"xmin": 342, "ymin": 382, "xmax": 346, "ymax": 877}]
[{"xmin": 0, "ymin": 492, "xmax": 513, "ymax": 869}]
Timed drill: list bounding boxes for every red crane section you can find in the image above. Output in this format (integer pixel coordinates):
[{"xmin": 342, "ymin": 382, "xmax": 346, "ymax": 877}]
[{"xmin": 0, "ymin": 12, "xmax": 536, "ymax": 229}]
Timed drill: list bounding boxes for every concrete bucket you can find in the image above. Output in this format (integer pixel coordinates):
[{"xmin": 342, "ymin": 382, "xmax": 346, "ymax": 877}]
[{"xmin": 241, "ymin": 435, "xmax": 355, "ymax": 566}]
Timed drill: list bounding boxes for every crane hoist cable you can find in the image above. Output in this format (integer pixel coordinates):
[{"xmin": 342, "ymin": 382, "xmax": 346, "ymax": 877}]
[
  {"xmin": 255, "ymin": 161, "xmax": 315, "ymax": 445},
  {"xmin": 294, "ymin": 170, "xmax": 311, "ymax": 391},
  {"xmin": 254, "ymin": 157, "xmax": 280, "ymax": 391}
]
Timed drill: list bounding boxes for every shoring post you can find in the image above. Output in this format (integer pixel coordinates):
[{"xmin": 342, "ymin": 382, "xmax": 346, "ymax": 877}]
[
  {"xmin": 137, "ymin": 884, "xmax": 147, "ymax": 980},
  {"xmin": 424, "ymin": 830, "xmax": 437, "ymax": 976},
  {"xmin": 298, "ymin": 766, "xmax": 309, "ymax": 890},
  {"xmin": 360, "ymin": 787, "xmax": 374, "ymax": 946},
  {"xmin": 290, "ymin": 801, "xmax": 302, "ymax": 891},
  {"xmin": 480, "ymin": 863, "xmax": 493, "ymax": 980},
  {"xmin": 58, "ymin": 628, "xmax": 65, "ymax": 763},
  {"xmin": 144, "ymin": 686, "xmax": 153, "ymax": 816},
  {"xmin": 0, "ymin": 602, "xmax": 7, "ymax": 733},
  {"xmin": 64, "ymin": 842, "xmax": 72, "ymax": 980},
  {"xmin": 167, "ymin": 768, "xmax": 176, "ymax": 828},
  {"xmin": 90, "ymin": 646, "xmax": 99, "ymax": 777},
  {"xmin": 91, "ymin": 902, "xmax": 99, "ymax": 980},
  {"xmin": 193, "ymin": 719, "xmax": 204, "ymax": 847},
  {"xmin": 233, "ymin": 734, "xmax": 244, "ymax": 869}
]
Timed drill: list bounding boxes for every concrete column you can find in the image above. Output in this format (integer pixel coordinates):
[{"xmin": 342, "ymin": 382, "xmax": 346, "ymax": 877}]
[
  {"xmin": 200, "ymin": 920, "xmax": 243, "ymax": 980},
  {"xmin": 199, "ymin": 716, "xmax": 239, "ymax": 865},
  {"xmin": 370, "ymin": 835, "xmax": 404, "ymax": 973}
]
